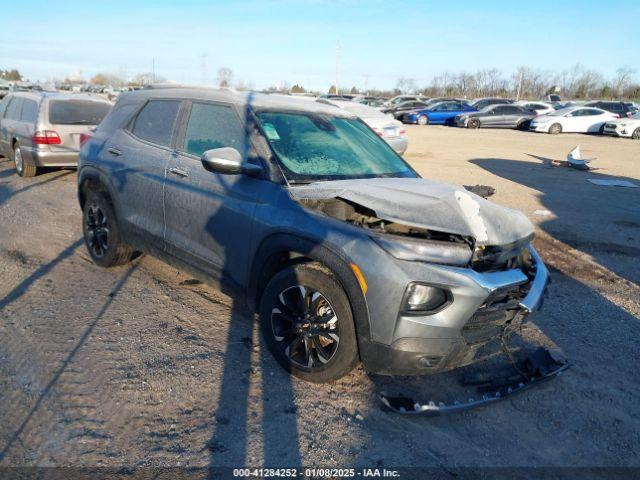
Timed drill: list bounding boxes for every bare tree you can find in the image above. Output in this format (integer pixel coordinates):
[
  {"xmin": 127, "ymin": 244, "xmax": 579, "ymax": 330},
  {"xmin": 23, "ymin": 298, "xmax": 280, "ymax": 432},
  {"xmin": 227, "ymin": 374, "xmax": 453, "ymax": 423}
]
[
  {"xmin": 396, "ymin": 77, "xmax": 417, "ymax": 94},
  {"xmin": 613, "ymin": 66, "xmax": 636, "ymax": 96},
  {"xmin": 216, "ymin": 67, "xmax": 233, "ymax": 87}
]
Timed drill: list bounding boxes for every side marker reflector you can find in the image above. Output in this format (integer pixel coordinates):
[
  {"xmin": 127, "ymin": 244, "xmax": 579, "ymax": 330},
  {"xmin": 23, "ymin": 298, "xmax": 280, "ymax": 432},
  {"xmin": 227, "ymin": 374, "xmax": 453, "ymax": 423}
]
[{"xmin": 349, "ymin": 263, "xmax": 368, "ymax": 295}]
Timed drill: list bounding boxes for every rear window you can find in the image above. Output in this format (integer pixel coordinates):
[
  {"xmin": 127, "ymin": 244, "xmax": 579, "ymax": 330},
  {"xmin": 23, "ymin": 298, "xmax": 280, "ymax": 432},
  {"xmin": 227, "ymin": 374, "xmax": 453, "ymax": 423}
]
[
  {"xmin": 49, "ymin": 100, "xmax": 112, "ymax": 125},
  {"xmin": 131, "ymin": 100, "xmax": 181, "ymax": 147}
]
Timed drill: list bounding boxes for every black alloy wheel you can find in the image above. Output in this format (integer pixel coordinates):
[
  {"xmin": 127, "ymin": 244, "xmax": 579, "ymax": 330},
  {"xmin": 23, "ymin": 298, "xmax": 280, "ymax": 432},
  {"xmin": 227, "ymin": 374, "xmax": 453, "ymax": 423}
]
[{"xmin": 271, "ymin": 285, "xmax": 340, "ymax": 369}]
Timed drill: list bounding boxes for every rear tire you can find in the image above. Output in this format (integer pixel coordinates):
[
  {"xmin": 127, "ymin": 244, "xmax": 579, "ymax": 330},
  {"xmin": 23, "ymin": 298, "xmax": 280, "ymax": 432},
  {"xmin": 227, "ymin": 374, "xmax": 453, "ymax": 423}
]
[
  {"xmin": 548, "ymin": 123, "xmax": 562, "ymax": 135},
  {"xmin": 82, "ymin": 191, "xmax": 134, "ymax": 267},
  {"xmin": 632, "ymin": 128, "xmax": 640, "ymax": 140},
  {"xmin": 467, "ymin": 118, "xmax": 480, "ymax": 129},
  {"xmin": 259, "ymin": 263, "xmax": 359, "ymax": 383},
  {"xmin": 417, "ymin": 115, "xmax": 429, "ymax": 126},
  {"xmin": 14, "ymin": 142, "xmax": 37, "ymax": 177}
]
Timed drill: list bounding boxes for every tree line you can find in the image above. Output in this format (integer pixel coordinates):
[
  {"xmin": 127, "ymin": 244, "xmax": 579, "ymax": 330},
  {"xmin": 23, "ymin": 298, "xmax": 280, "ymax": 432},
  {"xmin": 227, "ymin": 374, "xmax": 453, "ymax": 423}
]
[{"xmin": 394, "ymin": 65, "xmax": 638, "ymax": 100}]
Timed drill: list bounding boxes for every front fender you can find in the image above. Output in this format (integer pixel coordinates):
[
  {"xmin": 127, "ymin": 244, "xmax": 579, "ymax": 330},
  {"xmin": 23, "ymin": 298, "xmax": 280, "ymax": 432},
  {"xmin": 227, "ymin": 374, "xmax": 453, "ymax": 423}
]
[{"xmin": 247, "ymin": 232, "xmax": 372, "ymax": 346}]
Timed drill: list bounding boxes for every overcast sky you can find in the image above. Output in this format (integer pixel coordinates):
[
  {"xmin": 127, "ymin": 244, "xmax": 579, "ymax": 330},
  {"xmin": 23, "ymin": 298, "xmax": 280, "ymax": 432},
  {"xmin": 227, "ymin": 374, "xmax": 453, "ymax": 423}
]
[{"xmin": 1, "ymin": 0, "xmax": 638, "ymax": 90}]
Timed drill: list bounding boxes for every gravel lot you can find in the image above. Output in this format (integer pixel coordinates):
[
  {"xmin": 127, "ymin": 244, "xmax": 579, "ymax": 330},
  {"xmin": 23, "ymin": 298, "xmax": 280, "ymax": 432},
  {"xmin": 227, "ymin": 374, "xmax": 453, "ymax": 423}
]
[{"xmin": 0, "ymin": 126, "xmax": 639, "ymax": 474}]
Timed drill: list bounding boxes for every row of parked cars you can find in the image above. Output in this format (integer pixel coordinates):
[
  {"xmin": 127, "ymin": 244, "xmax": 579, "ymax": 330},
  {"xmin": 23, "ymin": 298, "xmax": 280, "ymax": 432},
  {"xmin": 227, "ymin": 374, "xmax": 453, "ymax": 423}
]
[
  {"xmin": 378, "ymin": 95, "xmax": 640, "ymax": 138},
  {"xmin": 0, "ymin": 84, "xmax": 551, "ymax": 383}
]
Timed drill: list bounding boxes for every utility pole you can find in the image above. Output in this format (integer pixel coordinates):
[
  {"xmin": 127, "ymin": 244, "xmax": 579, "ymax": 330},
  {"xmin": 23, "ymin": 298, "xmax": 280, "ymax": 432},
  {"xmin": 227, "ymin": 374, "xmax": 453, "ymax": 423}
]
[
  {"xmin": 335, "ymin": 40, "xmax": 341, "ymax": 94},
  {"xmin": 201, "ymin": 54, "xmax": 208, "ymax": 85},
  {"xmin": 363, "ymin": 74, "xmax": 370, "ymax": 95},
  {"xmin": 516, "ymin": 70, "xmax": 523, "ymax": 101}
]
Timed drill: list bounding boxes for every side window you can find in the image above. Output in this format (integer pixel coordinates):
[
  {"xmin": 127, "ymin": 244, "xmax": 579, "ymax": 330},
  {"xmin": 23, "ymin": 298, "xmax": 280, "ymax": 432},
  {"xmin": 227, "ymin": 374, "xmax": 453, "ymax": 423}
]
[
  {"xmin": 20, "ymin": 100, "xmax": 39, "ymax": 123},
  {"xmin": 179, "ymin": 102, "xmax": 244, "ymax": 157},
  {"xmin": 5, "ymin": 98, "xmax": 23, "ymax": 120},
  {"xmin": 0, "ymin": 96, "xmax": 11, "ymax": 118},
  {"xmin": 586, "ymin": 109, "xmax": 603, "ymax": 116},
  {"xmin": 131, "ymin": 100, "xmax": 181, "ymax": 147}
]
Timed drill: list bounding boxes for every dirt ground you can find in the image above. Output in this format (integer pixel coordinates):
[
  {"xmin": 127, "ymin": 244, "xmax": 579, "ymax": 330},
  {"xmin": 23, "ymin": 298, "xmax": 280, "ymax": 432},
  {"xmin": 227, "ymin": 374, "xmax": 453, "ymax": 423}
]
[{"xmin": 0, "ymin": 126, "xmax": 639, "ymax": 474}]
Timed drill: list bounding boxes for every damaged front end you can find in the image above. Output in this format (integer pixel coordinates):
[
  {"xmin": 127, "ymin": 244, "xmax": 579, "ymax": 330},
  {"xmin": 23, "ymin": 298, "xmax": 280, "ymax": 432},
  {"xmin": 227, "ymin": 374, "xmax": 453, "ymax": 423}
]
[{"xmin": 289, "ymin": 177, "xmax": 551, "ymax": 379}]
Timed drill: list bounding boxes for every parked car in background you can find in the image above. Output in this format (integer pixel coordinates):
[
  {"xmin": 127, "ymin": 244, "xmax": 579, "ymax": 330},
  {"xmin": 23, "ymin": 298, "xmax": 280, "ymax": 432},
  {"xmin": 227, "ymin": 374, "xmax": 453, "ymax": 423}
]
[
  {"xmin": 602, "ymin": 112, "xmax": 640, "ymax": 139},
  {"xmin": 585, "ymin": 101, "xmax": 637, "ymax": 118},
  {"xmin": 514, "ymin": 101, "xmax": 555, "ymax": 116},
  {"xmin": 78, "ymin": 86, "xmax": 547, "ymax": 382},
  {"xmin": 0, "ymin": 91, "xmax": 112, "ymax": 176},
  {"xmin": 320, "ymin": 99, "xmax": 408, "ymax": 155},
  {"xmin": 381, "ymin": 100, "xmax": 429, "ymax": 119},
  {"xmin": 402, "ymin": 101, "xmax": 476, "ymax": 125},
  {"xmin": 469, "ymin": 98, "xmax": 514, "ymax": 111},
  {"xmin": 352, "ymin": 95, "xmax": 385, "ymax": 107},
  {"xmin": 0, "ymin": 84, "xmax": 9, "ymax": 99},
  {"xmin": 383, "ymin": 95, "xmax": 428, "ymax": 107},
  {"xmin": 529, "ymin": 106, "xmax": 616, "ymax": 134},
  {"xmin": 456, "ymin": 104, "xmax": 535, "ymax": 129}
]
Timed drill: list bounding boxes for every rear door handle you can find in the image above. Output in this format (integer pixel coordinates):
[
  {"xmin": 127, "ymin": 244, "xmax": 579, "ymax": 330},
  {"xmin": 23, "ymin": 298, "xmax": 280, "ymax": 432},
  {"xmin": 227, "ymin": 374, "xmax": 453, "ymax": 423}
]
[
  {"xmin": 107, "ymin": 147, "xmax": 122, "ymax": 156},
  {"xmin": 169, "ymin": 167, "xmax": 189, "ymax": 178}
]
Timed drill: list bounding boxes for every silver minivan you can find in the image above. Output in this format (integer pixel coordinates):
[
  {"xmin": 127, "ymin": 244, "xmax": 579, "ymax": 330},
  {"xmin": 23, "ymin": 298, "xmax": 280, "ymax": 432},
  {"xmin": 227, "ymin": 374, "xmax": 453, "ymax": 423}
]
[{"xmin": 0, "ymin": 91, "xmax": 112, "ymax": 177}]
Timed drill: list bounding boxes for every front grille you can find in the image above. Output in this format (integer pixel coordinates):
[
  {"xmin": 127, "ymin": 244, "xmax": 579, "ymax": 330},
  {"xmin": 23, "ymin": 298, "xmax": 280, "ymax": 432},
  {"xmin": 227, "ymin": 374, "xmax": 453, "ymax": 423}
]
[
  {"xmin": 462, "ymin": 283, "xmax": 529, "ymax": 345},
  {"xmin": 464, "ymin": 242, "xmax": 537, "ymax": 345}
]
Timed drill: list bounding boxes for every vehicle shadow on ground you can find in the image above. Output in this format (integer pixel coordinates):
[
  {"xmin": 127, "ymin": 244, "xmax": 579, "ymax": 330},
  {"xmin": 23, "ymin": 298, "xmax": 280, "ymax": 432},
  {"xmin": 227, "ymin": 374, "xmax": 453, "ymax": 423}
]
[
  {"xmin": 0, "ymin": 237, "xmax": 84, "ymax": 311},
  {"xmin": 0, "ymin": 255, "xmax": 138, "ymax": 461},
  {"xmin": 470, "ymin": 157, "xmax": 640, "ymax": 285},
  {"xmin": 0, "ymin": 169, "xmax": 74, "ymax": 208}
]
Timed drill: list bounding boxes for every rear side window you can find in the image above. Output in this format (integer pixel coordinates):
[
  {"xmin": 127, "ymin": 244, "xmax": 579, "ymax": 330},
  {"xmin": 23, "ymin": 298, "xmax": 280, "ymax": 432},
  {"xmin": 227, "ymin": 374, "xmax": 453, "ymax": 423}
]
[
  {"xmin": 5, "ymin": 98, "xmax": 23, "ymax": 120},
  {"xmin": 0, "ymin": 96, "xmax": 10, "ymax": 118},
  {"xmin": 131, "ymin": 100, "xmax": 181, "ymax": 147},
  {"xmin": 49, "ymin": 100, "xmax": 112, "ymax": 125},
  {"xmin": 179, "ymin": 102, "xmax": 244, "ymax": 157},
  {"xmin": 21, "ymin": 99, "xmax": 39, "ymax": 122},
  {"xmin": 97, "ymin": 102, "xmax": 137, "ymax": 133}
]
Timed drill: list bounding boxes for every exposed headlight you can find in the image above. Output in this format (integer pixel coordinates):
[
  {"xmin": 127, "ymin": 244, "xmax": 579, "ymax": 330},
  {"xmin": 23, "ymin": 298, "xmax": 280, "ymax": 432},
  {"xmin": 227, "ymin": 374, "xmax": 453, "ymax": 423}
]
[
  {"xmin": 371, "ymin": 235, "xmax": 472, "ymax": 266},
  {"xmin": 402, "ymin": 283, "xmax": 450, "ymax": 313}
]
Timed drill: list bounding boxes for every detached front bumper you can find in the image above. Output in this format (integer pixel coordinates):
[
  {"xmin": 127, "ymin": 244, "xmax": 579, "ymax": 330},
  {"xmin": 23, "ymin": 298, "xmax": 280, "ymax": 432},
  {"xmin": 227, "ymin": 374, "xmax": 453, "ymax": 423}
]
[{"xmin": 360, "ymin": 246, "xmax": 549, "ymax": 376}]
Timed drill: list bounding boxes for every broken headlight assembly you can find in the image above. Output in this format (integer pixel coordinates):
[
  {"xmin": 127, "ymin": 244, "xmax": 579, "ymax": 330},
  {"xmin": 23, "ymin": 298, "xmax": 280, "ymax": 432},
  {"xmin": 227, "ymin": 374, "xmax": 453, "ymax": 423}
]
[
  {"xmin": 371, "ymin": 234, "xmax": 472, "ymax": 266},
  {"xmin": 402, "ymin": 282, "xmax": 451, "ymax": 313}
]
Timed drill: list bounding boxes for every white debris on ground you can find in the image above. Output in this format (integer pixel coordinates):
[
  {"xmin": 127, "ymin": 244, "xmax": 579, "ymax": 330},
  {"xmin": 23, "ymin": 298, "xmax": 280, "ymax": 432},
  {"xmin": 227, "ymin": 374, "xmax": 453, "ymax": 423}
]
[{"xmin": 588, "ymin": 179, "xmax": 639, "ymax": 188}]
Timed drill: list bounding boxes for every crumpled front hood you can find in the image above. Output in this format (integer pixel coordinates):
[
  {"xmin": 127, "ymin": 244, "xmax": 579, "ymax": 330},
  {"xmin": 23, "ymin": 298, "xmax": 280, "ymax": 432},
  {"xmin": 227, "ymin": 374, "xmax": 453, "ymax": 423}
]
[{"xmin": 289, "ymin": 177, "xmax": 534, "ymax": 246}]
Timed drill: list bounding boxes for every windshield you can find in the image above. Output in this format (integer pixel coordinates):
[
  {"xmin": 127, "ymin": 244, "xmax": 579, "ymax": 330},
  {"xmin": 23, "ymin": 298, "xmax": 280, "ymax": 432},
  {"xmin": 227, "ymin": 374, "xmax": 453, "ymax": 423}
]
[
  {"xmin": 49, "ymin": 100, "xmax": 112, "ymax": 125},
  {"xmin": 256, "ymin": 111, "xmax": 416, "ymax": 183}
]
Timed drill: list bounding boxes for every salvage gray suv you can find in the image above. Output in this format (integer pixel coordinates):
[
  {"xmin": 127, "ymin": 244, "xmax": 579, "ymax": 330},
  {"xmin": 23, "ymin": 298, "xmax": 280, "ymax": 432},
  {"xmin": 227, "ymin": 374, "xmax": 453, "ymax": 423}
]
[{"xmin": 77, "ymin": 86, "xmax": 549, "ymax": 382}]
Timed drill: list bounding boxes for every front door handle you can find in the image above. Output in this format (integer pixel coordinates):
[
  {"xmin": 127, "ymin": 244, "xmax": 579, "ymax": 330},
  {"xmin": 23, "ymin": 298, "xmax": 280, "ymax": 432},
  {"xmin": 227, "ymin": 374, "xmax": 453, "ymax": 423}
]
[
  {"xmin": 107, "ymin": 147, "xmax": 122, "ymax": 156},
  {"xmin": 169, "ymin": 167, "xmax": 189, "ymax": 178}
]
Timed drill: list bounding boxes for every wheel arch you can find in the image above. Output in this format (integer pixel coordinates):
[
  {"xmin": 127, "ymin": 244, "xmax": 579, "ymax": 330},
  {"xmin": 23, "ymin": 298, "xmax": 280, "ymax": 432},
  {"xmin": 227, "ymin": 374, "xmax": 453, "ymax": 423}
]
[
  {"xmin": 77, "ymin": 167, "xmax": 119, "ymax": 212},
  {"xmin": 247, "ymin": 232, "xmax": 372, "ymax": 348}
]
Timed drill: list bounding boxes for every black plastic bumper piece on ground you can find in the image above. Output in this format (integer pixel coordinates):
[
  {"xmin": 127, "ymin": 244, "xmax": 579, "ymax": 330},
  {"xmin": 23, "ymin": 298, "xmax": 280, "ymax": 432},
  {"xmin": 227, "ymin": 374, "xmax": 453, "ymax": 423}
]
[{"xmin": 380, "ymin": 347, "xmax": 570, "ymax": 416}]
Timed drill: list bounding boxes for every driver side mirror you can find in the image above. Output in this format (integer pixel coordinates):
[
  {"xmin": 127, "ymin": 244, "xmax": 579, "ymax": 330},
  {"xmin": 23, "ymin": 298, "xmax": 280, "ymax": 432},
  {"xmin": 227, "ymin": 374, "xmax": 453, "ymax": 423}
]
[{"xmin": 201, "ymin": 147, "xmax": 263, "ymax": 176}]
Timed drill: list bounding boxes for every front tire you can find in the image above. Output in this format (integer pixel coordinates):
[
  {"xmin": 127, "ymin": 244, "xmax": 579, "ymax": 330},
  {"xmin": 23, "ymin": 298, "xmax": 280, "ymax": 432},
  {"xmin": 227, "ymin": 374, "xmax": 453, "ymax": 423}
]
[
  {"xmin": 260, "ymin": 263, "xmax": 359, "ymax": 383},
  {"xmin": 417, "ymin": 115, "xmax": 429, "ymax": 126},
  {"xmin": 548, "ymin": 123, "xmax": 562, "ymax": 135},
  {"xmin": 14, "ymin": 142, "xmax": 37, "ymax": 177},
  {"xmin": 82, "ymin": 191, "xmax": 134, "ymax": 267},
  {"xmin": 632, "ymin": 128, "xmax": 640, "ymax": 140},
  {"xmin": 467, "ymin": 118, "xmax": 480, "ymax": 129}
]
